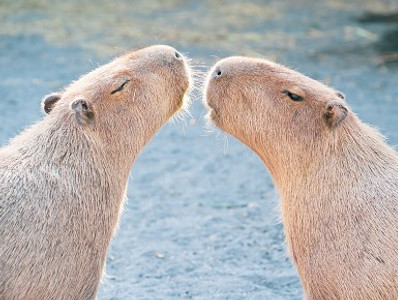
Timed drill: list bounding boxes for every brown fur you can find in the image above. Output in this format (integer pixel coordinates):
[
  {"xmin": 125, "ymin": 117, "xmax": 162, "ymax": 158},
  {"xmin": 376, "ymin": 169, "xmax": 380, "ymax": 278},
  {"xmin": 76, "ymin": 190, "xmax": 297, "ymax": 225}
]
[
  {"xmin": 0, "ymin": 45, "xmax": 191, "ymax": 300},
  {"xmin": 205, "ymin": 57, "xmax": 398, "ymax": 300}
]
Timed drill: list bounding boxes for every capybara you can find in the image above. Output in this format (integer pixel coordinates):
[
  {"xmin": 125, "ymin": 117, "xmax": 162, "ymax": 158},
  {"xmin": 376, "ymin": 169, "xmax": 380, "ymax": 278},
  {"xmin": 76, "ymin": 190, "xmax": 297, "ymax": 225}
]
[
  {"xmin": 0, "ymin": 45, "xmax": 191, "ymax": 300},
  {"xmin": 205, "ymin": 57, "xmax": 398, "ymax": 300}
]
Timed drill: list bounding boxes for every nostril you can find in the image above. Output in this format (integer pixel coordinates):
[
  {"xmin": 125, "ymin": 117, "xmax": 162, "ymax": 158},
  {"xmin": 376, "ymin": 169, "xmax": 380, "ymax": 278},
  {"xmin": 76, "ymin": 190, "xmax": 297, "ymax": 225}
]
[
  {"xmin": 214, "ymin": 68, "xmax": 222, "ymax": 79},
  {"xmin": 174, "ymin": 51, "xmax": 182, "ymax": 59}
]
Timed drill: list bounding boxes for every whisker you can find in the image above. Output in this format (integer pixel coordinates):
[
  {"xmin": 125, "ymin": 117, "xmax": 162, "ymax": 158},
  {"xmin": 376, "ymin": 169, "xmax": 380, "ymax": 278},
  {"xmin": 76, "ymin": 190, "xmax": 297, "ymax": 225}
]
[{"xmin": 223, "ymin": 133, "xmax": 229, "ymax": 155}]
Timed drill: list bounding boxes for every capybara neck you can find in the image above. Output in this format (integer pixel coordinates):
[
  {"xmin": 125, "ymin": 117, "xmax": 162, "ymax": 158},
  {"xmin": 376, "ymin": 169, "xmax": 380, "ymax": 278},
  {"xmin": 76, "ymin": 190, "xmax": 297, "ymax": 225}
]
[
  {"xmin": 7, "ymin": 110, "xmax": 135, "ymax": 179},
  {"xmin": 257, "ymin": 117, "xmax": 398, "ymax": 196}
]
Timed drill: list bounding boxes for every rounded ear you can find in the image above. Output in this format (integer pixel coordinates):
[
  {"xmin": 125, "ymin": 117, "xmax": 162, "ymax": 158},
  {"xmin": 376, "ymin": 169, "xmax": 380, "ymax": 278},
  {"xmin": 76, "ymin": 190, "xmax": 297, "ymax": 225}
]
[
  {"xmin": 335, "ymin": 91, "xmax": 345, "ymax": 100},
  {"xmin": 42, "ymin": 93, "xmax": 61, "ymax": 114},
  {"xmin": 323, "ymin": 100, "xmax": 348, "ymax": 129},
  {"xmin": 71, "ymin": 98, "xmax": 95, "ymax": 126}
]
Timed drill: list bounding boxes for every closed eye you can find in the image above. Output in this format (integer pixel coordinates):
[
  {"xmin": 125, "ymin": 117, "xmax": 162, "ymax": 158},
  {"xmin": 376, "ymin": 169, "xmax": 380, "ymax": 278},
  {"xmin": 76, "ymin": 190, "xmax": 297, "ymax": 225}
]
[
  {"xmin": 111, "ymin": 79, "xmax": 130, "ymax": 95},
  {"xmin": 283, "ymin": 90, "xmax": 304, "ymax": 102}
]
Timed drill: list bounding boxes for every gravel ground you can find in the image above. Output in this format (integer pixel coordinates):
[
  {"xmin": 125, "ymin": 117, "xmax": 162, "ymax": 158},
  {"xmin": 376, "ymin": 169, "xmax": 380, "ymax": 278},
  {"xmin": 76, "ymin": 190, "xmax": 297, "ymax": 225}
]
[{"xmin": 0, "ymin": 1, "xmax": 397, "ymax": 299}]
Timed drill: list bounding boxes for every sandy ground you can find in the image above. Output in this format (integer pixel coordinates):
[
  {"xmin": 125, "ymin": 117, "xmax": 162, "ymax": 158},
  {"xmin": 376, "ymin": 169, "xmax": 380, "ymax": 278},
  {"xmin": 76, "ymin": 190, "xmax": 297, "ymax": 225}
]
[{"xmin": 1, "ymin": 1, "xmax": 397, "ymax": 299}]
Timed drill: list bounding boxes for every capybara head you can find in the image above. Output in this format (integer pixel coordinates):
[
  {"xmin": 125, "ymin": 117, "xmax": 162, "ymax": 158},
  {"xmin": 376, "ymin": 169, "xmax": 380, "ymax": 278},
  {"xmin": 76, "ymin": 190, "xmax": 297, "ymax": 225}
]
[
  {"xmin": 43, "ymin": 45, "xmax": 191, "ymax": 147},
  {"xmin": 205, "ymin": 57, "xmax": 350, "ymax": 172}
]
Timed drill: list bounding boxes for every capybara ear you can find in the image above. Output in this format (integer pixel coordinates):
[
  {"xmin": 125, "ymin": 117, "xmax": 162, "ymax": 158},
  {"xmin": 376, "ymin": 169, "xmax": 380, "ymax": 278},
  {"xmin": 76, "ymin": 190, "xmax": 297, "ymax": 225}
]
[
  {"xmin": 71, "ymin": 98, "xmax": 95, "ymax": 126},
  {"xmin": 42, "ymin": 93, "xmax": 61, "ymax": 114},
  {"xmin": 335, "ymin": 91, "xmax": 345, "ymax": 100},
  {"xmin": 323, "ymin": 100, "xmax": 348, "ymax": 129}
]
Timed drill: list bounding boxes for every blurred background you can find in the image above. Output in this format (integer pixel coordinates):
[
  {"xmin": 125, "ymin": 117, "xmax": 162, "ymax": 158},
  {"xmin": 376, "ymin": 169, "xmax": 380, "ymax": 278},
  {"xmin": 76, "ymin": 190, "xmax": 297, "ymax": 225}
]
[{"xmin": 0, "ymin": 1, "xmax": 397, "ymax": 299}]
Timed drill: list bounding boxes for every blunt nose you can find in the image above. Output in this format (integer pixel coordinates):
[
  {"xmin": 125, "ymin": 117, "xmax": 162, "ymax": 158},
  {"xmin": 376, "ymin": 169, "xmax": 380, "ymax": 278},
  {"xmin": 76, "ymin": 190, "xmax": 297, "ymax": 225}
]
[
  {"xmin": 147, "ymin": 45, "xmax": 185, "ymax": 64},
  {"xmin": 213, "ymin": 67, "xmax": 222, "ymax": 79},
  {"xmin": 165, "ymin": 49, "xmax": 184, "ymax": 65},
  {"xmin": 174, "ymin": 51, "xmax": 182, "ymax": 59}
]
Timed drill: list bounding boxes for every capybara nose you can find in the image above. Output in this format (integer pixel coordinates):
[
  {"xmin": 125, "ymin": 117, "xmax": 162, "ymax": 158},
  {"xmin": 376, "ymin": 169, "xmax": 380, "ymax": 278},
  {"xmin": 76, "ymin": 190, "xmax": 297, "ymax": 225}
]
[
  {"xmin": 174, "ymin": 51, "xmax": 183, "ymax": 59},
  {"xmin": 212, "ymin": 67, "xmax": 222, "ymax": 79},
  {"xmin": 160, "ymin": 47, "xmax": 185, "ymax": 66}
]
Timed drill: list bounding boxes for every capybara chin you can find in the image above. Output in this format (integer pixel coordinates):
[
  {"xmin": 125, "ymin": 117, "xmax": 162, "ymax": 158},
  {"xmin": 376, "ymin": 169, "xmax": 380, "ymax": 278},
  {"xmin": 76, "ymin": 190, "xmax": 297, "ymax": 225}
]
[
  {"xmin": 0, "ymin": 45, "xmax": 191, "ymax": 300},
  {"xmin": 205, "ymin": 57, "xmax": 398, "ymax": 300}
]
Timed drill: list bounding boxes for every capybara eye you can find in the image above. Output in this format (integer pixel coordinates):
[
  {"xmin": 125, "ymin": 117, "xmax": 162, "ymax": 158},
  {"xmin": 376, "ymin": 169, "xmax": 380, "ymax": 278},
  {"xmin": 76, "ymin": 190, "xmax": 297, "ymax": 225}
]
[
  {"xmin": 283, "ymin": 90, "xmax": 303, "ymax": 102},
  {"xmin": 175, "ymin": 51, "xmax": 181, "ymax": 59},
  {"xmin": 111, "ymin": 79, "xmax": 130, "ymax": 95}
]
